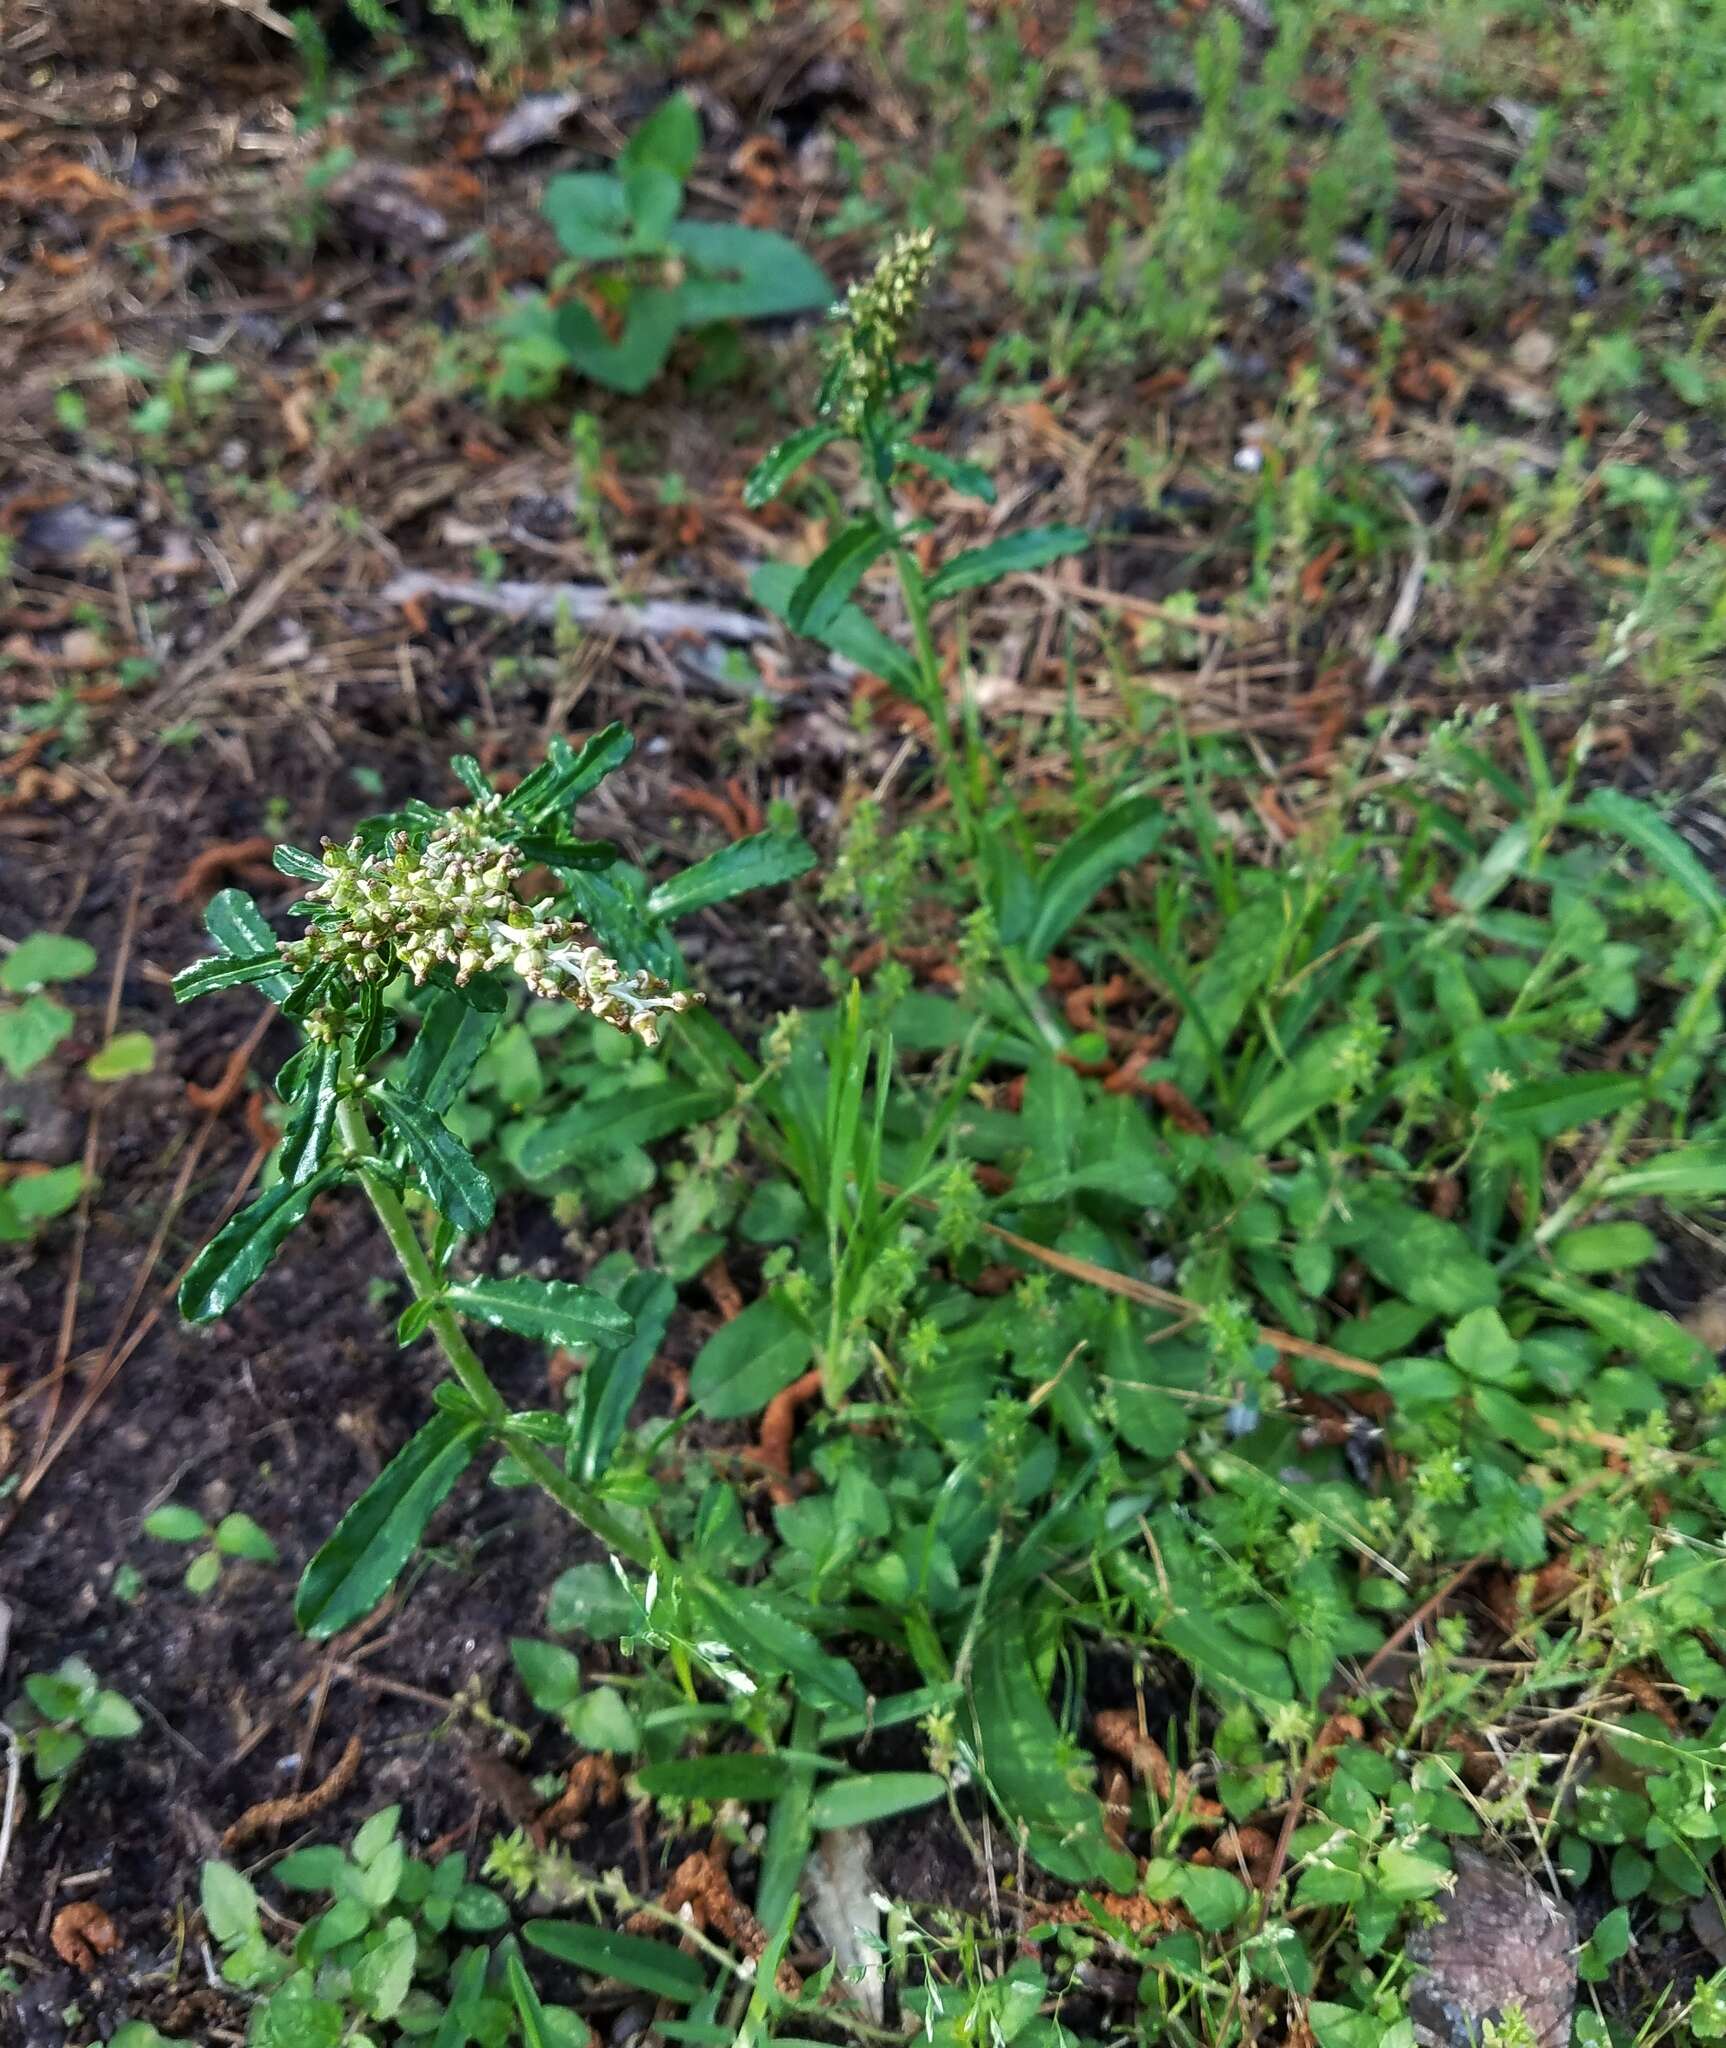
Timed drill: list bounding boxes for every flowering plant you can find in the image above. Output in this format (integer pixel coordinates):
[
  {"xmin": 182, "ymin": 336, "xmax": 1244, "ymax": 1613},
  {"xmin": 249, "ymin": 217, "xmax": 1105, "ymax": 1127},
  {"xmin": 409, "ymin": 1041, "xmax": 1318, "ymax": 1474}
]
[{"xmin": 174, "ymin": 728, "xmax": 810, "ymax": 1638}]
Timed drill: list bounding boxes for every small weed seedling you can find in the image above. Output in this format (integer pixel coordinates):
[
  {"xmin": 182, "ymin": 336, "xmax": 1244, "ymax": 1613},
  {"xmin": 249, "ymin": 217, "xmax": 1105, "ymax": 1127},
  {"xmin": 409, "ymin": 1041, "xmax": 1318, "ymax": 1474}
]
[
  {"xmin": 7, "ymin": 1657, "xmax": 141, "ymax": 1817},
  {"xmin": 492, "ymin": 94, "xmax": 830, "ymax": 399},
  {"xmin": 142, "ymin": 1501, "xmax": 280, "ymax": 1595},
  {"xmin": 0, "ymin": 932, "xmax": 95, "ymax": 1080}
]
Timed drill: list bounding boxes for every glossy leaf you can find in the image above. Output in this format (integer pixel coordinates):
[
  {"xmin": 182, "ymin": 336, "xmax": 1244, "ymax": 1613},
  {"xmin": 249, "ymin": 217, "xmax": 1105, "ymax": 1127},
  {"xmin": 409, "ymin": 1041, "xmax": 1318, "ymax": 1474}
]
[
  {"xmin": 647, "ymin": 831, "xmax": 816, "ymax": 921},
  {"xmin": 1020, "ymin": 793, "xmax": 1163, "ymax": 957},
  {"xmin": 402, "ymin": 992, "xmax": 501, "ymax": 1117},
  {"xmin": 786, "ymin": 519, "xmax": 894, "ymax": 637},
  {"xmin": 923, "ymin": 525, "xmax": 1088, "ymax": 600},
  {"xmin": 751, "ymin": 562, "xmax": 921, "ymax": 696},
  {"xmin": 688, "ymin": 1293, "xmax": 813, "ymax": 1420},
  {"xmin": 374, "ymin": 1082, "xmax": 495, "ymax": 1234},
  {"xmin": 179, "ymin": 1164, "xmax": 345, "ymax": 1322},
  {"xmin": 277, "ymin": 1043, "xmax": 342, "ymax": 1186},
  {"xmin": 896, "ymin": 443, "xmax": 996, "ymax": 502},
  {"xmin": 172, "ymin": 951, "xmax": 285, "ymax": 1003},
  {"xmin": 808, "ymin": 1772, "xmax": 946, "ymax": 1830},
  {"xmin": 743, "ymin": 426, "xmax": 844, "ymax": 509},
  {"xmin": 506, "ymin": 725, "xmax": 634, "ymax": 826},
  {"xmin": 295, "ymin": 1410, "xmax": 485, "ymax": 1639},
  {"xmin": 691, "ymin": 1576, "xmax": 865, "ymax": 1712},
  {"xmin": 523, "ymin": 1922, "xmax": 705, "ymax": 2004},
  {"xmin": 204, "ymin": 889, "xmax": 293, "ymax": 1001},
  {"xmin": 444, "ymin": 1274, "xmax": 633, "ymax": 1347}
]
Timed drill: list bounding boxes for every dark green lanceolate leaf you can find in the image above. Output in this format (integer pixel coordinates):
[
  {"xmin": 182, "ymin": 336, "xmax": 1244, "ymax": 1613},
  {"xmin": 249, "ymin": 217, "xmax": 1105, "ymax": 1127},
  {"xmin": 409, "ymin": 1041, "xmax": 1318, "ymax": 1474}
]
[
  {"xmin": 667, "ymin": 221, "xmax": 831, "ymax": 324},
  {"xmin": 751, "ymin": 562, "xmax": 921, "ymax": 696},
  {"xmin": 896, "ymin": 444, "xmax": 996, "ymax": 503},
  {"xmin": 295, "ymin": 1411, "xmax": 485, "ymax": 1639},
  {"xmin": 808, "ymin": 1772, "xmax": 946, "ymax": 1830},
  {"xmin": 443, "ymin": 1275, "xmax": 634, "ymax": 1348},
  {"xmin": 1488, "ymin": 1073, "xmax": 1645, "ymax": 1139},
  {"xmin": 555, "ymin": 290, "xmax": 683, "ymax": 397},
  {"xmin": 518, "ymin": 1082, "xmax": 725, "ymax": 1177},
  {"xmin": 1018, "ymin": 794, "xmax": 1164, "ymax": 958},
  {"xmin": 272, "ymin": 843, "xmax": 327, "ymax": 884},
  {"xmin": 276, "ymin": 1044, "xmax": 342, "ymax": 1187},
  {"xmin": 402, "ymin": 992, "xmax": 501, "ymax": 1116},
  {"xmin": 691, "ymin": 1576, "xmax": 865, "ymax": 1712},
  {"xmin": 1573, "ymin": 789, "xmax": 1726, "ymax": 924},
  {"xmin": 172, "ymin": 951, "xmax": 285, "ymax": 1003},
  {"xmin": 786, "ymin": 519, "xmax": 895, "ymax": 637},
  {"xmin": 506, "ymin": 725, "xmax": 634, "ymax": 827},
  {"xmin": 647, "ymin": 831, "xmax": 816, "ymax": 922},
  {"xmin": 1605, "ymin": 1146, "xmax": 1726, "ymax": 1201},
  {"xmin": 505, "ymin": 1948, "xmax": 553, "ymax": 2048},
  {"xmin": 636, "ymin": 1754, "xmax": 794, "ymax": 1802},
  {"xmin": 179, "ymin": 1165, "xmax": 344, "ymax": 1323},
  {"xmin": 374, "ymin": 1083, "xmax": 495, "ymax": 1235},
  {"xmin": 569, "ymin": 1271, "xmax": 675, "ymax": 1482},
  {"xmin": 1239, "ymin": 1024, "xmax": 1362, "ymax": 1150},
  {"xmin": 523, "ymin": 1923, "xmax": 705, "ymax": 2005},
  {"xmin": 688, "ymin": 1293, "xmax": 813, "ymax": 1420},
  {"xmin": 923, "ymin": 525, "xmax": 1088, "ymax": 600},
  {"xmin": 742, "ymin": 426, "xmax": 844, "ymax": 510},
  {"xmin": 969, "ymin": 1623, "xmax": 1137, "ymax": 1891},
  {"xmin": 1524, "ymin": 1273, "xmax": 1712, "ymax": 1386},
  {"xmin": 204, "ymin": 888, "xmax": 293, "ymax": 1002}
]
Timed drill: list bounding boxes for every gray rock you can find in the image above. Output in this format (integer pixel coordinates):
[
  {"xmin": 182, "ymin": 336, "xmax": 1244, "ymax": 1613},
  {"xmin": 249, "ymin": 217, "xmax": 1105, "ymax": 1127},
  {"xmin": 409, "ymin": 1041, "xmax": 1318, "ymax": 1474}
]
[{"xmin": 1408, "ymin": 1851, "xmax": 1576, "ymax": 2048}]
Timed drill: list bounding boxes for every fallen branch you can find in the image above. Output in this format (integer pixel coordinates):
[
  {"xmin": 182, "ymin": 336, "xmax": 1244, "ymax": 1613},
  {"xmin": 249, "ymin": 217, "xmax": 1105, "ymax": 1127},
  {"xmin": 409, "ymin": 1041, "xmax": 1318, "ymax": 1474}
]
[{"xmin": 382, "ymin": 572, "xmax": 771, "ymax": 646}]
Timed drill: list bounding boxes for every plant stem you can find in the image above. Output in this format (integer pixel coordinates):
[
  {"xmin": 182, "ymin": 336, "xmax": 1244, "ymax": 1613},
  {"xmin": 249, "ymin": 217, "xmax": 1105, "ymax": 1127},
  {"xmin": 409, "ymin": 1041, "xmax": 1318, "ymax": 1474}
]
[{"xmin": 335, "ymin": 1094, "xmax": 651, "ymax": 1566}]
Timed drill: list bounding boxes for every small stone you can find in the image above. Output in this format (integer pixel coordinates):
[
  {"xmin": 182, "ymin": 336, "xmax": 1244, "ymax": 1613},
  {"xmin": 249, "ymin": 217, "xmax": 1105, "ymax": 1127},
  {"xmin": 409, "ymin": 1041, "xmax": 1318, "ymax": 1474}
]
[
  {"xmin": 1511, "ymin": 328, "xmax": 1558, "ymax": 376},
  {"xmin": 1408, "ymin": 1851, "xmax": 1575, "ymax": 2048}
]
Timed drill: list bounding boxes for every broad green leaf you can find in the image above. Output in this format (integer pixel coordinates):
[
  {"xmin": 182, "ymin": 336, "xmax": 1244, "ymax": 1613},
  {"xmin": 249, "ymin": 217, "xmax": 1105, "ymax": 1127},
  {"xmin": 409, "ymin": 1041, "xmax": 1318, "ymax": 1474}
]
[
  {"xmin": 897, "ymin": 444, "xmax": 996, "ymax": 503},
  {"xmin": 1445, "ymin": 1305, "xmax": 1519, "ymax": 1384},
  {"xmin": 647, "ymin": 831, "xmax": 816, "ymax": 921},
  {"xmin": 743, "ymin": 426, "xmax": 843, "ymax": 510},
  {"xmin": 668, "ymin": 221, "xmax": 832, "ymax": 323},
  {"xmin": 542, "ymin": 173, "xmax": 635, "ymax": 260},
  {"xmin": 808, "ymin": 1772, "xmax": 946, "ymax": 1830},
  {"xmin": 511, "ymin": 1638, "xmax": 583, "ymax": 1712},
  {"xmin": 1160, "ymin": 1611, "xmax": 1295, "ymax": 1703},
  {"xmin": 179, "ymin": 1164, "xmax": 345, "ymax": 1322},
  {"xmin": 0, "ymin": 994, "xmax": 75, "ymax": 1078},
  {"xmin": 214, "ymin": 1511, "xmax": 279, "ymax": 1563},
  {"xmin": 444, "ymin": 1274, "xmax": 633, "ymax": 1347},
  {"xmin": 353, "ymin": 1918, "xmax": 416, "ymax": 2022},
  {"xmin": 555, "ymin": 289, "xmax": 683, "ymax": 396},
  {"xmin": 786, "ymin": 519, "xmax": 894, "ymax": 637},
  {"xmin": 1177, "ymin": 1863, "xmax": 1250, "ymax": 1931},
  {"xmin": 375, "ymin": 1083, "xmax": 495, "ymax": 1234},
  {"xmin": 623, "ymin": 161, "xmax": 682, "ymax": 247},
  {"xmin": 546, "ymin": 1561, "xmax": 642, "ymax": 1639},
  {"xmin": 688, "ymin": 1294, "xmax": 813, "ymax": 1420},
  {"xmin": 1239, "ymin": 1024, "xmax": 1361, "ymax": 1150},
  {"xmin": 923, "ymin": 525, "xmax": 1088, "ymax": 600},
  {"xmin": 524, "ymin": 1922, "xmax": 705, "ymax": 2004},
  {"xmin": 636, "ymin": 1753, "xmax": 793, "ymax": 1802},
  {"xmin": 144, "ymin": 1503, "xmax": 210, "ymax": 1543},
  {"xmin": 83, "ymin": 1690, "xmax": 142, "ymax": 1739},
  {"xmin": 402, "ymin": 993, "xmax": 501, "ymax": 1116},
  {"xmin": 25, "ymin": 1665, "xmax": 95, "ymax": 1720},
  {"xmin": 1573, "ymin": 789, "xmax": 1725, "ymax": 924},
  {"xmin": 751, "ymin": 562, "xmax": 921, "ymax": 696},
  {"xmin": 622, "ymin": 93, "xmax": 701, "ymax": 185},
  {"xmin": 272, "ymin": 843, "xmax": 326, "ymax": 883},
  {"xmin": 273, "ymin": 1846, "xmax": 350, "ymax": 1890},
  {"xmin": 8, "ymin": 1163, "xmax": 83, "ymax": 1222},
  {"xmin": 0, "ymin": 932, "xmax": 96, "ymax": 992},
  {"xmin": 1019, "ymin": 794, "xmax": 1164, "ymax": 958},
  {"xmin": 1553, "ymin": 1221, "xmax": 1659, "ymax": 1273},
  {"xmin": 172, "ymin": 951, "xmax": 285, "ymax": 1003},
  {"xmin": 1524, "ymin": 1273, "xmax": 1712, "ymax": 1385},
  {"xmin": 277, "ymin": 1042, "xmax": 342, "ymax": 1186},
  {"xmin": 202, "ymin": 1862, "xmax": 262, "ymax": 1945},
  {"xmin": 85, "ymin": 1030, "xmax": 155, "ymax": 1081},
  {"xmin": 1336, "ymin": 1192, "xmax": 1499, "ymax": 1315},
  {"xmin": 295, "ymin": 1411, "xmax": 485, "ymax": 1639}
]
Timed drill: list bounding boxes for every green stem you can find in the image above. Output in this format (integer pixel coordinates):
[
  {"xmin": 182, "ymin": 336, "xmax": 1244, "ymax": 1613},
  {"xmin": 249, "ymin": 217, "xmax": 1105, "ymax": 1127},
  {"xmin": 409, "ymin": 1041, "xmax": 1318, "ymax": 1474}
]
[{"xmin": 335, "ymin": 1094, "xmax": 651, "ymax": 1566}]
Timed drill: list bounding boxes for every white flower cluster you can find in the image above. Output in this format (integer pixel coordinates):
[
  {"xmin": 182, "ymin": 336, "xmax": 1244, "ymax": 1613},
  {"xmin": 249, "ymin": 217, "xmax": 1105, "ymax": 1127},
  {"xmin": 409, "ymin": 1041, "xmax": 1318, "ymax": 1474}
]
[
  {"xmin": 826, "ymin": 227, "xmax": 937, "ymax": 431},
  {"xmin": 285, "ymin": 807, "xmax": 698, "ymax": 1046}
]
